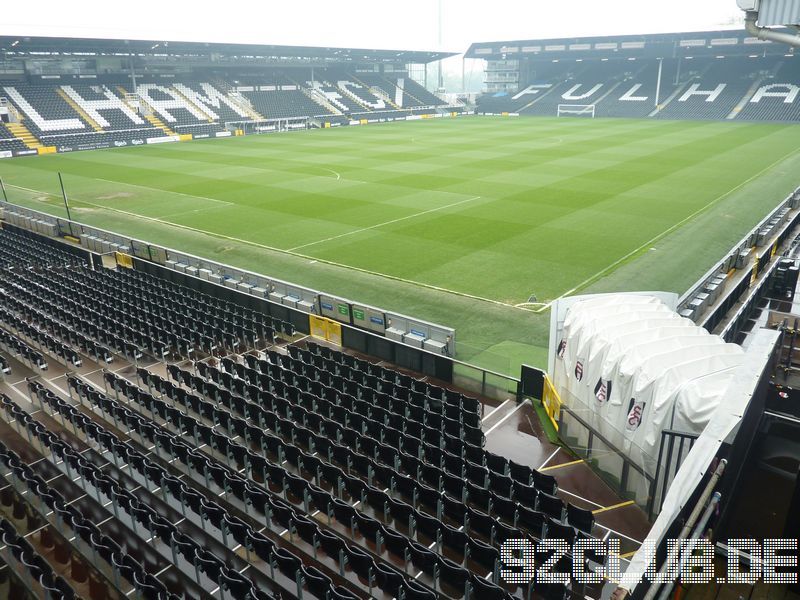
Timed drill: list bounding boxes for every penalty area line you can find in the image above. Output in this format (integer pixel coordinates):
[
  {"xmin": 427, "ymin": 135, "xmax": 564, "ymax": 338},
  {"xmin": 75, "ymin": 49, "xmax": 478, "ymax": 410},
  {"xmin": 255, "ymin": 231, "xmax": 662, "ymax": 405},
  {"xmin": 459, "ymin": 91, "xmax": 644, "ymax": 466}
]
[{"xmin": 287, "ymin": 195, "xmax": 483, "ymax": 252}]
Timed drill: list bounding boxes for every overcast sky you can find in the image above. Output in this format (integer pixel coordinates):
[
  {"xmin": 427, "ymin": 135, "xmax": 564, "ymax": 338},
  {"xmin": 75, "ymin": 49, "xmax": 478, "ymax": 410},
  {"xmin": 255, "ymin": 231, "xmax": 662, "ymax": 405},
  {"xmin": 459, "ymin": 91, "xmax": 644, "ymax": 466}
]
[{"xmin": 2, "ymin": 0, "xmax": 744, "ymax": 52}]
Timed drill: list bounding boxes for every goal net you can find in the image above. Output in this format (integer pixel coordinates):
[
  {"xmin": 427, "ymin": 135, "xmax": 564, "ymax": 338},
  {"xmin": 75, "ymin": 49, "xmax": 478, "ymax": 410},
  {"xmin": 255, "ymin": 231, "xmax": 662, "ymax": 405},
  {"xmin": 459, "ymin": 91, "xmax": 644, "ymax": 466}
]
[{"xmin": 557, "ymin": 104, "xmax": 596, "ymax": 118}]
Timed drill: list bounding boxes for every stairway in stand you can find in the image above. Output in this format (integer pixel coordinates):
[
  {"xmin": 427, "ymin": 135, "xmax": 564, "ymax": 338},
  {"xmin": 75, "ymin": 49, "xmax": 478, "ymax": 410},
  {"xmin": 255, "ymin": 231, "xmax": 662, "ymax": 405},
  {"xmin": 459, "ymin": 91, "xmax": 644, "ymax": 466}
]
[
  {"xmin": 5, "ymin": 121, "xmax": 42, "ymax": 149},
  {"xmin": 117, "ymin": 85, "xmax": 176, "ymax": 136}
]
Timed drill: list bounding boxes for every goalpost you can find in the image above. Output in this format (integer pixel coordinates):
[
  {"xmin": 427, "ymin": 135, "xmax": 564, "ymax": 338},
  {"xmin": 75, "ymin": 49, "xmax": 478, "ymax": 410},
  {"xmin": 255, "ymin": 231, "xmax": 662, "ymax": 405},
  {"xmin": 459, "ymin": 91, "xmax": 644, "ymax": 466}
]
[{"xmin": 557, "ymin": 104, "xmax": 596, "ymax": 118}]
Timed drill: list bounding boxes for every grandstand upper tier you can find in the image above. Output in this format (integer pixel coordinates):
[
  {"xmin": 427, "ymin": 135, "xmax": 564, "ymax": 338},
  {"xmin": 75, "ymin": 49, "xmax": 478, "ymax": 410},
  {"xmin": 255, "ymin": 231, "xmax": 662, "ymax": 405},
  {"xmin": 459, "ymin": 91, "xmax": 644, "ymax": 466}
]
[
  {"xmin": 0, "ymin": 36, "xmax": 454, "ymax": 156},
  {"xmin": 467, "ymin": 29, "xmax": 800, "ymax": 122}
]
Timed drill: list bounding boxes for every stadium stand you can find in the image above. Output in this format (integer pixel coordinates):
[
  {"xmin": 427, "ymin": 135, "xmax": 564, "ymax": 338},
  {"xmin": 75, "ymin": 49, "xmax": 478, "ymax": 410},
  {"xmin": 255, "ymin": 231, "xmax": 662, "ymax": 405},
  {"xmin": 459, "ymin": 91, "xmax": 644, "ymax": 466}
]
[
  {"xmin": 402, "ymin": 76, "xmax": 449, "ymax": 107},
  {"xmin": 1, "ymin": 83, "xmax": 169, "ymax": 151},
  {"xmin": 735, "ymin": 59, "xmax": 800, "ymax": 122},
  {"xmin": 332, "ymin": 74, "xmax": 389, "ymax": 111},
  {"xmin": 306, "ymin": 79, "xmax": 364, "ymax": 114},
  {"xmin": 0, "ymin": 73, "xmax": 431, "ymax": 153},
  {"xmin": 173, "ymin": 81, "xmax": 255, "ymax": 124},
  {"xmin": 474, "ymin": 54, "xmax": 800, "ymax": 122},
  {"xmin": 241, "ymin": 88, "xmax": 336, "ymax": 120},
  {"xmin": 355, "ymin": 73, "xmax": 448, "ymax": 110},
  {"xmin": 357, "ymin": 73, "xmax": 422, "ymax": 108},
  {"xmin": 60, "ymin": 84, "xmax": 149, "ymax": 130},
  {"xmin": 2, "ymin": 84, "xmax": 87, "ymax": 137},
  {"xmin": 134, "ymin": 82, "xmax": 224, "ymax": 136},
  {"xmin": 0, "ymin": 222, "xmax": 625, "ymax": 599},
  {"xmin": 595, "ymin": 60, "xmax": 679, "ymax": 118},
  {"xmin": 0, "ymin": 123, "xmax": 28, "ymax": 153},
  {"xmin": 520, "ymin": 60, "xmax": 640, "ymax": 116},
  {"xmin": 653, "ymin": 57, "xmax": 765, "ymax": 120}
]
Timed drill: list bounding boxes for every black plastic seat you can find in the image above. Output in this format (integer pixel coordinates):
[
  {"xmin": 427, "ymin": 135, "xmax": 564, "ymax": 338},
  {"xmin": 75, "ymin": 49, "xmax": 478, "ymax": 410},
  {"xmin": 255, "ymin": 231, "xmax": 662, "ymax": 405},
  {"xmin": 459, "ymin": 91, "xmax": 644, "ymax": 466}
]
[
  {"xmin": 567, "ymin": 503, "xmax": 595, "ymax": 534},
  {"xmin": 389, "ymin": 496, "xmax": 414, "ymax": 529},
  {"xmin": 302, "ymin": 564, "xmax": 332, "ymax": 599},
  {"xmin": 518, "ymin": 506, "xmax": 547, "ymax": 539},
  {"xmin": 467, "ymin": 506, "xmax": 496, "ymax": 539},
  {"xmin": 408, "ymin": 541, "xmax": 438, "ymax": 577},
  {"xmin": 493, "ymin": 493, "xmax": 517, "ymax": 523},
  {"xmin": 292, "ymin": 515, "xmax": 319, "ymax": 546},
  {"xmin": 319, "ymin": 528, "xmax": 345, "ymax": 561},
  {"xmin": 415, "ymin": 509, "xmax": 443, "ymax": 542},
  {"xmin": 401, "ymin": 579, "xmax": 437, "ymax": 600},
  {"xmin": 330, "ymin": 585, "xmax": 359, "ymax": 600},
  {"xmin": 442, "ymin": 494, "xmax": 467, "ymax": 526},
  {"xmin": 375, "ymin": 562, "xmax": 405, "ymax": 596},
  {"xmin": 513, "ymin": 483, "xmax": 539, "ymax": 509},
  {"xmin": 545, "ymin": 517, "xmax": 576, "ymax": 546},
  {"xmin": 346, "ymin": 544, "xmax": 375, "ymax": 586},
  {"xmin": 439, "ymin": 556, "xmax": 470, "ymax": 595},
  {"xmin": 355, "ymin": 512, "xmax": 382, "ymax": 543},
  {"xmin": 531, "ymin": 469, "xmax": 558, "ymax": 495},
  {"xmin": 467, "ymin": 481, "xmax": 492, "ymax": 513},
  {"xmin": 332, "ymin": 498, "xmax": 356, "ymax": 531},
  {"xmin": 484, "ymin": 452, "xmax": 507, "ymax": 475},
  {"xmin": 220, "ymin": 570, "xmax": 254, "ymax": 600},
  {"xmin": 273, "ymin": 546, "xmax": 302, "ymax": 579},
  {"xmin": 470, "ymin": 574, "xmax": 512, "ymax": 600},
  {"xmin": 439, "ymin": 525, "xmax": 467, "ymax": 556},
  {"xmin": 538, "ymin": 492, "xmax": 565, "ymax": 520},
  {"xmin": 467, "ymin": 536, "xmax": 499, "ymax": 570}
]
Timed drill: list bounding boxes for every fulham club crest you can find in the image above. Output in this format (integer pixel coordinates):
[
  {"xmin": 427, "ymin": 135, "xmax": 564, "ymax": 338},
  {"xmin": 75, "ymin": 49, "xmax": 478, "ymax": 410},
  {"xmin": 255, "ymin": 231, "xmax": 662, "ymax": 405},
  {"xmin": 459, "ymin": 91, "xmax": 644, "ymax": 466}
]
[
  {"xmin": 594, "ymin": 378, "xmax": 611, "ymax": 403},
  {"xmin": 557, "ymin": 339, "xmax": 567, "ymax": 359},
  {"xmin": 574, "ymin": 361, "xmax": 584, "ymax": 382},
  {"xmin": 625, "ymin": 399, "xmax": 645, "ymax": 432}
]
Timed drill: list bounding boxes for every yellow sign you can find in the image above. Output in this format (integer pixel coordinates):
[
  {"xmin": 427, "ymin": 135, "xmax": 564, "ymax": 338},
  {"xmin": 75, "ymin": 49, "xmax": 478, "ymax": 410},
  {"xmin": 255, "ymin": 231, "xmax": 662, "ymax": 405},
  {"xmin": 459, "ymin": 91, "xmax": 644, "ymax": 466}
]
[
  {"xmin": 37, "ymin": 146, "xmax": 57, "ymax": 155},
  {"xmin": 750, "ymin": 256, "xmax": 760, "ymax": 287},
  {"xmin": 178, "ymin": 134, "xmax": 193, "ymax": 142},
  {"xmin": 309, "ymin": 315, "xmax": 342, "ymax": 346},
  {"xmin": 115, "ymin": 252, "xmax": 134, "ymax": 269},
  {"xmin": 542, "ymin": 375, "xmax": 562, "ymax": 431},
  {"xmin": 360, "ymin": 119, "xmax": 368, "ymax": 125}
]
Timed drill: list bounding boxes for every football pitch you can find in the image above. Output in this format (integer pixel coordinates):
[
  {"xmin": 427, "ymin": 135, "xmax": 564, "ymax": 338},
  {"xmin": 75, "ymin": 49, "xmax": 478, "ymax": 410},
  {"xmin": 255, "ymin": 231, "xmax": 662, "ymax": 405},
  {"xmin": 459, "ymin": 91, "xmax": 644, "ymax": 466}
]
[{"xmin": 2, "ymin": 116, "xmax": 799, "ymax": 374}]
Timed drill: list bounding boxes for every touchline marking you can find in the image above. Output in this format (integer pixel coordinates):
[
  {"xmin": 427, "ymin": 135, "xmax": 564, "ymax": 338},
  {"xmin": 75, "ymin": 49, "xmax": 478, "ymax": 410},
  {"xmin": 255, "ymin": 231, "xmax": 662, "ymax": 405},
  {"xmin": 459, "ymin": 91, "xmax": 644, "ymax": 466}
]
[
  {"xmin": 534, "ymin": 144, "xmax": 800, "ymax": 313},
  {"xmin": 92, "ymin": 177, "xmax": 235, "ymax": 207},
  {"xmin": 287, "ymin": 195, "xmax": 483, "ymax": 252},
  {"xmin": 6, "ymin": 184, "xmax": 533, "ymax": 312}
]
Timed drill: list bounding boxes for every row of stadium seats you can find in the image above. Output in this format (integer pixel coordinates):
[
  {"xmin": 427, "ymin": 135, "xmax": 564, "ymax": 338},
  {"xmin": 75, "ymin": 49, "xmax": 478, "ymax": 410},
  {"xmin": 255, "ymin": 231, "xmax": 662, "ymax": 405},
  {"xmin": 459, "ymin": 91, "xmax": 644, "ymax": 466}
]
[
  {"xmin": 0, "ymin": 226, "xmax": 82, "ymax": 267},
  {"xmin": 478, "ymin": 55, "xmax": 800, "ymax": 122},
  {"xmin": 242, "ymin": 89, "xmax": 330, "ymax": 120}
]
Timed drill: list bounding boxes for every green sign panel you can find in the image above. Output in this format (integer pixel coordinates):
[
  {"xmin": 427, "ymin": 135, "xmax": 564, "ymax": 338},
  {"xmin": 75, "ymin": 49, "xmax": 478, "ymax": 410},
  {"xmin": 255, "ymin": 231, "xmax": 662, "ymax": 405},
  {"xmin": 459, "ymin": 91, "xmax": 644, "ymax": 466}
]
[
  {"xmin": 353, "ymin": 308, "xmax": 365, "ymax": 321},
  {"xmin": 338, "ymin": 304, "xmax": 349, "ymax": 316}
]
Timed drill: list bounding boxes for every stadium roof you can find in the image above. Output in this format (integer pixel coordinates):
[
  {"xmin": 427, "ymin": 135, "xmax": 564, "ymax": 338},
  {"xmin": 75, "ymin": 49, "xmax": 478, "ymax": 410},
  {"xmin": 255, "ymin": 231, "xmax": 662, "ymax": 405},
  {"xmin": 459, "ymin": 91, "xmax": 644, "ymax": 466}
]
[
  {"xmin": 465, "ymin": 28, "xmax": 796, "ymax": 60},
  {"xmin": 0, "ymin": 36, "xmax": 455, "ymax": 64}
]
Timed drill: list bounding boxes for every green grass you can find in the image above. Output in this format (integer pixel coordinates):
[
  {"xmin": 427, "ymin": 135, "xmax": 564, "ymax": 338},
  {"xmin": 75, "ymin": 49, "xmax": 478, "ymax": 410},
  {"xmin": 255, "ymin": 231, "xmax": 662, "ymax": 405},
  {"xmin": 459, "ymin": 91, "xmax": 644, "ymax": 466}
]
[{"xmin": 1, "ymin": 116, "xmax": 799, "ymax": 377}]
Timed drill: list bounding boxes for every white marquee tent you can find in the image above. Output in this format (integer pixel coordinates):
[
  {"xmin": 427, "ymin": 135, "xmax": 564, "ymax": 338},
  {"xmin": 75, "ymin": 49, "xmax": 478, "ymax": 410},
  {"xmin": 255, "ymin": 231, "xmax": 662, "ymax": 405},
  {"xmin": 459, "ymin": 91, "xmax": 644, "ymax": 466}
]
[{"xmin": 551, "ymin": 294, "xmax": 745, "ymax": 503}]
